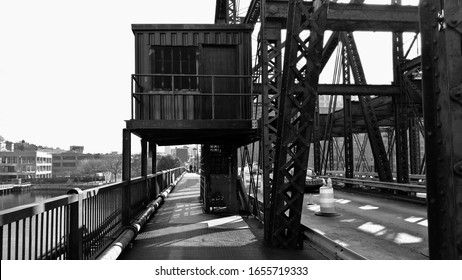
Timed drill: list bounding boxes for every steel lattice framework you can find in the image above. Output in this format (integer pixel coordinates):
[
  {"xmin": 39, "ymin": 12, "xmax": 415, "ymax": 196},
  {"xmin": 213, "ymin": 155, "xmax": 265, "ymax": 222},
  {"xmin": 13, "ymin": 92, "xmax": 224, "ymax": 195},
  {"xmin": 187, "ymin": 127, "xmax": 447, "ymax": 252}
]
[
  {"xmin": 219, "ymin": 0, "xmax": 462, "ymax": 257},
  {"xmin": 267, "ymin": 0, "xmax": 328, "ymax": 248}
]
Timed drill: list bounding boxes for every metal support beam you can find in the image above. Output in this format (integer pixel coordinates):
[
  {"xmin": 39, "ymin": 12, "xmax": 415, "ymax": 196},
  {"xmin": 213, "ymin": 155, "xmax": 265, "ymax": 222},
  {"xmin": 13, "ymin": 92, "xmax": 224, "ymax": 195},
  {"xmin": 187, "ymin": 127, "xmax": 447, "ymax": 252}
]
[
  {"xmin": 341, "ymin": 32, "xmax": 394, "ymax": 182},
  {"xmin": 392, "ymin": 12, "xmax": 410, "ymax": 183},
  {"xmin": 408, "ymin": 118, "xmax": 421, "ymax": 174},
  {"xmin": 244, "ymin": 0, "xmax": 262, "ymax": 24},
  {"xmin": 342, "ymin": 43, "xmax": 354, "ymax": 181},
  {"xmin": 265, "ymin": 1, "xmax": 419, "ymax": 32},
  {"xmin": 215, "ymin": 0, "xmax": 239, "ymax": 24},
  {"xmin": 260, "ymin": 0, "xmax": 284, "ymax": 245},
  {"xmin": 420, "ymin": 0, "xmax": 462, "ymax": 259},
  {"xmin": 271, "ymin": 0, "xmax": 327, "ymax": 249}
]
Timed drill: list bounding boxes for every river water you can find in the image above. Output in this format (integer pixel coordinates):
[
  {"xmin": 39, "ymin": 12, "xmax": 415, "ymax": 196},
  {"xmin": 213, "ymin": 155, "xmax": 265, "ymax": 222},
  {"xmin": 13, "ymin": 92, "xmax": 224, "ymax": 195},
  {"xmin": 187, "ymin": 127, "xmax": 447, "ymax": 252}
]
[{"xmin": 0, "ymin": 189, "xmax": 68, "ymax": 211}]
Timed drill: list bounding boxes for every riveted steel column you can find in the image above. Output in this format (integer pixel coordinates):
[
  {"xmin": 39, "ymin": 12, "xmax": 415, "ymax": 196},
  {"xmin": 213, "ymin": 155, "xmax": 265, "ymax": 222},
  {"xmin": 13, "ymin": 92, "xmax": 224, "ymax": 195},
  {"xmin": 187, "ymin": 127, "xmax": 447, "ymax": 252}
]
[
  {"xmin": 271, "ymin": 0, "xmax": 327, "ymax": 248},
  {"xmin": 261, "ymin": 0, "xmax": 283, "ymax": 245},
  {"xmin": 392, "ymin": 0, "xmax": 410, "ymax": 183},
  {"xmin": 420, "ymin": 0, "xmax": 462, "ymax": 259},
  {"xmin": 408, "ymin": 118, "xmax": 421, "ymax": 174},
  {"xmin": 342, "ymin": 43, "xmax": 354, "ymax": 181}
]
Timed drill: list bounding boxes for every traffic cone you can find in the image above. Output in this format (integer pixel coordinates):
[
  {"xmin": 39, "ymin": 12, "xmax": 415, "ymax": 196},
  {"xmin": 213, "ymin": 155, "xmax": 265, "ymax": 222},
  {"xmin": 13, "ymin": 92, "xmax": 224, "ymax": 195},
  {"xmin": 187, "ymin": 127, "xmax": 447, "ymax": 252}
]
[{"xmin": 315, "ymin": 178, "xmax": 340, "ymax": 217}]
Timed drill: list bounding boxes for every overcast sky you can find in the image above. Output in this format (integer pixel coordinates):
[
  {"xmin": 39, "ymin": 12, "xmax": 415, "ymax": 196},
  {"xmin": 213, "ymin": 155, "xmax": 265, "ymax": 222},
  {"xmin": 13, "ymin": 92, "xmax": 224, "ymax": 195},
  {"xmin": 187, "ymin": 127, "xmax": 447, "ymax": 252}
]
[{"xmin": 0, "ymin": 0, "xmax": 418, "ymax": 154}]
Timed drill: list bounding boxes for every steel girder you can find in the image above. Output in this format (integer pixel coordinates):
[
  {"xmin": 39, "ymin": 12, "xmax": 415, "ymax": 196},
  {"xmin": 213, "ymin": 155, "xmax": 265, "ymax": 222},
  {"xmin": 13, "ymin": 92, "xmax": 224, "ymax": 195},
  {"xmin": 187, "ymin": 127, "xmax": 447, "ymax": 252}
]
[
  {"xmin": 341, "ymin": 32, "xmax": 394, "ymax": 182},
  {"xmin": 420, "ymin": 0, "xmax": 462, "ymax": 259},
  {"xmin": 342, "ymin": 42, "xmax": 354, "ymax": 180},
  {"xmin": 260, "ymin": 1, "xmax": 284, "ymax": 245},
  {"xmin": 244, "ymin": 0, "xmax": 262, "ymax": 24},
  {"xmin": 215, "ymin": 0, "xmax": 239, "ymax": 24},
  {"xmin": 269, "ymin": 0, "xmax": 327, "ymax": 249},
  {"xmin": 392, "ymin": 12, "xmax": 410, "ymax": 183},
  {"xmin": 264, "ymin": 1, "xmax": 419, "ymax": 32}
]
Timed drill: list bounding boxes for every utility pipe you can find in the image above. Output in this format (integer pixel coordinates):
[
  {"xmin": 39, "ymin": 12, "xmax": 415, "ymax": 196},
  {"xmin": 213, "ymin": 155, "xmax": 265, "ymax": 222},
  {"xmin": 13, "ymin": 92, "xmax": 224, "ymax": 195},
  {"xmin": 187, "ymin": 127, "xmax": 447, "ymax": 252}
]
[{"xmin": 97, "ymin": 172, "xmax": 184, "ymax": 260}]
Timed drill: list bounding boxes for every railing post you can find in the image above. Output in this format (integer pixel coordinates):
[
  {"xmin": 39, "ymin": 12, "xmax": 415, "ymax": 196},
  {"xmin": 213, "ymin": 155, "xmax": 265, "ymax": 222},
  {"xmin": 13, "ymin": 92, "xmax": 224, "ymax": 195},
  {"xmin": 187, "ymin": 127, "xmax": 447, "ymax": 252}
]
[
  {"xmin": 141, "ymin": 139, "xmax": 148, "ymax": 204},
  {"xmin": 122, "ymin": 129, "xmax": 131, "ymax": 226},
  {"xmin": 131, "ymin": 75, "xmax": 134, "ymax": 120},
  {"xmin": 67, "ymin": 188, "xmax": 83, "ymax": 260}
]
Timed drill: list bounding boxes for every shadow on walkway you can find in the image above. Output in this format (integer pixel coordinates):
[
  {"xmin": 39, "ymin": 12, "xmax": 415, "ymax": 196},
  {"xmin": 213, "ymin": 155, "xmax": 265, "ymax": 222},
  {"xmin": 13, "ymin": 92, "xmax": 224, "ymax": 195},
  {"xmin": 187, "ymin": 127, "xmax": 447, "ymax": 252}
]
[{"xmin": 119, "ymin": 173, "xmax": 326, "ymax": 260}]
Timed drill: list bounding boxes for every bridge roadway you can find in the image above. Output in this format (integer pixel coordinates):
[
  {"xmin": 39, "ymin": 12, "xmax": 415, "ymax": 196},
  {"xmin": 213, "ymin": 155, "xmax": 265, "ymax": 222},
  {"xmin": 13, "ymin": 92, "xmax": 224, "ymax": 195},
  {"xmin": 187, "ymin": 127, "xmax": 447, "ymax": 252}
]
[
  {"xmin": 119, "ymin": 173, "xmax": 428, "ymax": 260},
  {"xmin": 119, "ymin": 173, "xmax": 327, "ymax": 260},
  {"xmin": 303, "ymin": 189, "xmax": 428, "ymax": 259}
]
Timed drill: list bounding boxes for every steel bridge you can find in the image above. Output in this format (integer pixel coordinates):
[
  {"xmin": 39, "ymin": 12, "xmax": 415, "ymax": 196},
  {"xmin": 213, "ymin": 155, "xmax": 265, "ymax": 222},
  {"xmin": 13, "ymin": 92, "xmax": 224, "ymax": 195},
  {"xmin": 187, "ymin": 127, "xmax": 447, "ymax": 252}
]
[{"xmin": 1, "ymin": 0, "xmax": 461, "ymax": 260}]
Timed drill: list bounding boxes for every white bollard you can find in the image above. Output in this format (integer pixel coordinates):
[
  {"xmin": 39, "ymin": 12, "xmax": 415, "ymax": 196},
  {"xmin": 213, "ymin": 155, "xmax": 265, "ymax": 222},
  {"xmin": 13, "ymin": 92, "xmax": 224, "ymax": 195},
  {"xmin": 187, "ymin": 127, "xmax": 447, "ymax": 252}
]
[{"xmin": 315, "ymin": 178, "xmax": 340, "ymax": 217}]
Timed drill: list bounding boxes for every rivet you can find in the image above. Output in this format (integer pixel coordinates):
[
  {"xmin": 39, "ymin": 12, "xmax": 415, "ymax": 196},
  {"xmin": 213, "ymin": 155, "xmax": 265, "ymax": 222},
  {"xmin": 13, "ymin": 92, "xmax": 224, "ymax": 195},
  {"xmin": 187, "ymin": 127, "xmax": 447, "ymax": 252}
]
[
  {"xmin": 428, "ymin": 132, "xmax": 434, "ymax": 136},
  {"xmin": 430, "ymin": 198, "xmax": 435, "ymax": 204},
  {"xmin": 435, "ymin": 72, "xmax": 440, "ymax": 77},
  {"xmin": 425, "ymin": 66, "xmax": 431, "ymax": 70},
  {"xmin": 433, "ymin": 40, "xmax": 438, "ymax": 44},
  {"xmin": 438, "ymin": 157, "xmax": 443, "ymax": 162},
  {"xmin": 433, "ymin": 56, "xmax": 439, "ymax": 60},
  {"xmin": 436, "ymin": 89, "xmax": 441, "ymax": 94},
  {"xmin": 437, "ymin": 123, "xmax": 442, "ymax": 128},
  {"xmin": 423, "ymin": 1, "xmax": 428, "ymax": 7},
  {"xmin": 437, "ymin": 105, "xmax": 441, "ymax": 110},
  {"xmin": 431, "ymin": 6, "xmax": 436, "ymax": 12}
]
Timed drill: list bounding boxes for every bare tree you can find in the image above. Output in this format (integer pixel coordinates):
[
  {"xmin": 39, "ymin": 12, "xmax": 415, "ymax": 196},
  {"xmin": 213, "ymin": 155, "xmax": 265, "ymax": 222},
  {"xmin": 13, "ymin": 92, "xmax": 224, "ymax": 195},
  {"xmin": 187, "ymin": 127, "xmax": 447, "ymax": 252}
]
[
  {"xmin": 77, "ymin": 158, "xmax": 104, "ymax": 183},
  {"xmin": 102, "ymin": 154, "xmax": 122, "ymax": 182}
]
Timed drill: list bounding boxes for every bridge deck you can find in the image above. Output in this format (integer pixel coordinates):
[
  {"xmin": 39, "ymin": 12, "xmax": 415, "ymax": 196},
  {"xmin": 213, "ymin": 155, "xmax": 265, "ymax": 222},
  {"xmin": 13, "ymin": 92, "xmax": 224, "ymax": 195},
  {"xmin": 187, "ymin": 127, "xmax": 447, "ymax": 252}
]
[{"xmin": 118, "ymin": 173, "xmax": 326, "ymax": 260}]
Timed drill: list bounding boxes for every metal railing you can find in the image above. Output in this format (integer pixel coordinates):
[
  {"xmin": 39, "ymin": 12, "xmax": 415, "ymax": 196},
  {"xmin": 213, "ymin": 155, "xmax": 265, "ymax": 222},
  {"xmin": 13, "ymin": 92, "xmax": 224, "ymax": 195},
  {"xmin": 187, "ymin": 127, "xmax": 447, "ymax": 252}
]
[
  {"xmin": 0, "ymin": 167, "xmax": 185, "ymax": 260},
  {"xmin": 131, "ymin": 74, "xmax": 261, "ymax": 121}
]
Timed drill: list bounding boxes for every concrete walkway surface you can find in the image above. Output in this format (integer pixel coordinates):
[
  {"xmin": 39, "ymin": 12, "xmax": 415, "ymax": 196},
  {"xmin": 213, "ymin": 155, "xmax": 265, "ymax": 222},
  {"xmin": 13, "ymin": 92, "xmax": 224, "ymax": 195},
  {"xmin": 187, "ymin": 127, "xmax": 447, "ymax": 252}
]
[{"xmin": 119, "ymin": 173, "xmax": 326, "ymax": 260}]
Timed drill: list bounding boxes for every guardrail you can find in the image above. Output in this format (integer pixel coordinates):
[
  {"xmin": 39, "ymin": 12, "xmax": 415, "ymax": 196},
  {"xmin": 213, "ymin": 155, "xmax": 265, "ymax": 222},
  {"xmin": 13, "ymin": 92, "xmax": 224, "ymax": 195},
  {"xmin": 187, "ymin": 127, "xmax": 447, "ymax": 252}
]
[
  {"xmin": 131, "ymin": 74, "xmax": 260, "ymax": 121},
  {"xmin": 325, "ymin": 170, "xmax": 426, "ymax": 184},
  {"xmin": 0, "ymin": 167, "xmax": 185, "ymax": 260},
  {"xmin": 320, "ymin": 176, "xmax": 426, "ymax": 194}
]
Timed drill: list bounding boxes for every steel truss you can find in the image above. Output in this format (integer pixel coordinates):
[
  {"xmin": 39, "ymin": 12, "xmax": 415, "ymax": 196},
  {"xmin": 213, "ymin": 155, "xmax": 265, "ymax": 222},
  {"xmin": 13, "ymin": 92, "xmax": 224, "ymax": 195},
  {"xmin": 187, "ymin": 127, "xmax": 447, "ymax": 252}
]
[{"xmin": 267, "ymin": 0, "xmax": 328, "ymax": 248}]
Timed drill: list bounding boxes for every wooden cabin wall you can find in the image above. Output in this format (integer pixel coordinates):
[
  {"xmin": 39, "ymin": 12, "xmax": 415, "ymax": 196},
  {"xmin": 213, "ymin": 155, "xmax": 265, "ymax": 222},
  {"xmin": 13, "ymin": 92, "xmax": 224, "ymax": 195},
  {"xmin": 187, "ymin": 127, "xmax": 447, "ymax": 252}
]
[{"xmin": 132, "ymin": 25, "xmax": 253, "ymax": 121}]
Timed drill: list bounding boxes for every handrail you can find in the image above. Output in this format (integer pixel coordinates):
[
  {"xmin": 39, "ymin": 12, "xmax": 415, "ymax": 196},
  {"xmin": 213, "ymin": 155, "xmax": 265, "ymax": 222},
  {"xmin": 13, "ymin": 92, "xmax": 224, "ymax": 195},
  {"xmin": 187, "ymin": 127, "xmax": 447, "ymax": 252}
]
[
  {"xmin": 131, "ymin": 73, "xmax": 260, "ymax": 121},
  {"xmin": 0, "ymin": 167, "xmax": 185, "ymax": 260},
  {"xmin": 320, "ymin": 176, "xmax": 426, "ymax": 193}
]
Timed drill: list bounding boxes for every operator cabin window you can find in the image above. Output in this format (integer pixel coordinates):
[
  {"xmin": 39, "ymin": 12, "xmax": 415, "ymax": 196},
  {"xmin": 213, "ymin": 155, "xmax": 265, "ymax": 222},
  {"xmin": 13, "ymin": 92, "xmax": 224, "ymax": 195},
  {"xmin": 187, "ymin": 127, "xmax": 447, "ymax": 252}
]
[{"xmin": 150, "ymin": 46, "xmax": 198, "ymax": 90}]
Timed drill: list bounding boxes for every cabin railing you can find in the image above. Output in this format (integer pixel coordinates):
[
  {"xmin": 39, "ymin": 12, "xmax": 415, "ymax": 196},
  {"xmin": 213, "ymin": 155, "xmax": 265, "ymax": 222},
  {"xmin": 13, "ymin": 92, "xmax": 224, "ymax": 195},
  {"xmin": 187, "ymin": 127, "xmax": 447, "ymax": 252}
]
[
  {"xmin": 0, "ymin": 167, "xmax": 185, "ymax": 260},
  {"xmin": 131, "ymin": 74, "xmax": 260, "ymax": 121}
]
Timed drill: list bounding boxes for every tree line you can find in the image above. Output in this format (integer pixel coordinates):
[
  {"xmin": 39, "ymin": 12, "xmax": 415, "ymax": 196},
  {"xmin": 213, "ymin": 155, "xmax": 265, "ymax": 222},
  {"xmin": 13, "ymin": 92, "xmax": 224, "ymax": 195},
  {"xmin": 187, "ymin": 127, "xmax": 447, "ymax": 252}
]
[{"xmin": 76, "ymin": 154, "xmax": 182, "ymax": 182}]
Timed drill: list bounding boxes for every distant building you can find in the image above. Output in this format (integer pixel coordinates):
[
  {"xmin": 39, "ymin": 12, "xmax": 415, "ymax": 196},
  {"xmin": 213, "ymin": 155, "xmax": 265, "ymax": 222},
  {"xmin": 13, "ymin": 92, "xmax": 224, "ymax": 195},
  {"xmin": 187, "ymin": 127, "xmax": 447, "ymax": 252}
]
[
  {"xmin": 0, "ymin": 150, "xmax": 52, "ymax": 181},
  {"xmin": 52, "ymin": 146, "xmax": 97, "ymax": 177},
  {"xmin": 173, "ymin": 147, "xmax": 189, "ymax": 163}
]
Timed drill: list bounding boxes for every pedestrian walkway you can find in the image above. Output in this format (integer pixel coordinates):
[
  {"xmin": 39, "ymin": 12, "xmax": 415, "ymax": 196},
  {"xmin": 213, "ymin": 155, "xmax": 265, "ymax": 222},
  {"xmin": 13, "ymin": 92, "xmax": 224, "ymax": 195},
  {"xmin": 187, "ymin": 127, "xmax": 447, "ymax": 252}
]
[{"xmin": 119, "ymin": 173, "xmax": 326, "ymax": 260}]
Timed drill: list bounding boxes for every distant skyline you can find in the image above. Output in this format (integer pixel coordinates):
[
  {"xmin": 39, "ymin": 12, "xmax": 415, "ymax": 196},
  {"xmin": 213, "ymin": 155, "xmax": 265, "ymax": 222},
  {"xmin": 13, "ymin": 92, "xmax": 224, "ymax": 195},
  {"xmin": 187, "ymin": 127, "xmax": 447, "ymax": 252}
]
[{"xmin": 0, "ymin": 0, "xmax": 418, "ymax": 154}]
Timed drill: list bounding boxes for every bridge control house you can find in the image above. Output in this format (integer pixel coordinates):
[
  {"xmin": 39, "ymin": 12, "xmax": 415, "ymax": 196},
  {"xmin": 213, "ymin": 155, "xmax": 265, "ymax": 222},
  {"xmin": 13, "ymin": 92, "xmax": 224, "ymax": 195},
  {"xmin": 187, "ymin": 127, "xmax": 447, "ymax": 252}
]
[{"xmin": 125, "ymin": 24, "xmax": 258, "ymax": 213}]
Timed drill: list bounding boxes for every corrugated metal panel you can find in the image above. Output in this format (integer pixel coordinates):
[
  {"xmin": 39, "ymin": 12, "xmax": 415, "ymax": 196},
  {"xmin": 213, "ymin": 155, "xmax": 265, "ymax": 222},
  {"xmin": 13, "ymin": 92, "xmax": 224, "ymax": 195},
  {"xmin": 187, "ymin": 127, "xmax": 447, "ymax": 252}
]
[{"xmin": 133, "ymin": 24, "xmax": 253, "ymax": 46}]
